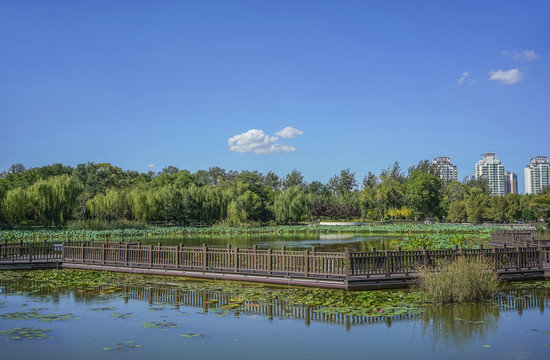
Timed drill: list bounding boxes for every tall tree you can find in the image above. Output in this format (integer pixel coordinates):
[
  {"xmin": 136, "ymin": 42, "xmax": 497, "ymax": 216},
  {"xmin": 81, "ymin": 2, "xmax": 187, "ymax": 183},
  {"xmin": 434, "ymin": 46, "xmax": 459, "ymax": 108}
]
[
  {"xmin": 283, "ymin": 169, "xmax": 305, "ymax": 190},
  {"xmin": 327, "ymin": 169, "xmax": 358, "ymax": 196},
  {"xmin": 29, "ymin": 175, "xmax": 83, "ymax": 227},
  {"xmin": 406, "ymin": 171, "xmax": 443, "ymax": 220},
  {"xmin": 375, "ymin": 176, "xmax": 405, "ymax": 222}
]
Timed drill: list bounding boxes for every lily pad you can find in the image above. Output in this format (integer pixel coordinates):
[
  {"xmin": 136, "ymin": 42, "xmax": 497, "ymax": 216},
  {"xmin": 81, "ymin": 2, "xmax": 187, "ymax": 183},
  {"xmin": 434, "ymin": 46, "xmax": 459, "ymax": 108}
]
[{"xmin": 0, "ymin": 327, "xmax": 52, "ymax": 341}]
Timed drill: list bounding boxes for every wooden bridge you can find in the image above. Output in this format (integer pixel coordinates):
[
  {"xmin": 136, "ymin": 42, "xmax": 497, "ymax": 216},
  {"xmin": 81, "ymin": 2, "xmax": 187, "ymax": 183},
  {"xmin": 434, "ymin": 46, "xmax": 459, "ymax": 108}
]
[{"xmin": 2, "ymin": 235, "xmax": 549, "ymax": 289}]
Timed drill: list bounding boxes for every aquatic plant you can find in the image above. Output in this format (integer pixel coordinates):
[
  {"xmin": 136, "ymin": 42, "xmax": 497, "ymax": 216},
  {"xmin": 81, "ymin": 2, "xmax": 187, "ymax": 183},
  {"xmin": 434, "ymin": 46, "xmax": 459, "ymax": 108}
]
[
  {"xmin": 0, "ymin": 223, "xmax": 512, "ymax": 242},
  {"xmin": 0, "ymin": 327, "xmax": 52, "ymax": 341},
  {"xmin": 416, "ymin": 256, "xmax": 501, "ymax": 304}
]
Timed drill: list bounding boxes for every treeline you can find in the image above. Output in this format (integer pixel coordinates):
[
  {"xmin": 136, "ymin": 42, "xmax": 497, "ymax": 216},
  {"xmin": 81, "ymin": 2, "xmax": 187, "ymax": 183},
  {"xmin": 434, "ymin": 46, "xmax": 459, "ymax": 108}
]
[{"xmin": 0, "ymin": 161, "xmax": 549, "ymax": 228}]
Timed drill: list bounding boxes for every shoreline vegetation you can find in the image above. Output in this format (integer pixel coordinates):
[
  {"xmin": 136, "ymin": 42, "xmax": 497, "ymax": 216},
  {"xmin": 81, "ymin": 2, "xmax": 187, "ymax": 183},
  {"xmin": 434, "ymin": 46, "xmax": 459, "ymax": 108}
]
[{"xmin": 0, "ymin": 223, "xmax": 515, "ymax": 243}]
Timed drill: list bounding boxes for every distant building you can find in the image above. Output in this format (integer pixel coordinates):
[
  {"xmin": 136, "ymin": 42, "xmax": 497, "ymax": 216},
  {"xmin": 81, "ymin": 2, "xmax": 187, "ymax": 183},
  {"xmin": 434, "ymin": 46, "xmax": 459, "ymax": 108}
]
[
  {"xmin": 432, "ymin": 156, "xmax": 458, "ymax": 182},
  {"xmin": 464, "ymin": 174, "xmax": 476, "ymax": 183},
  {"xmin": 504, "ymin": 171, "xmax": 518, "ymax": 195},
  {"xmin": 475, "ymin": 153, "xmax": 506, "ymax": 196},
  {"xmin": 525, "ymin": 156, "xmax": 550, "ymax": 194}
]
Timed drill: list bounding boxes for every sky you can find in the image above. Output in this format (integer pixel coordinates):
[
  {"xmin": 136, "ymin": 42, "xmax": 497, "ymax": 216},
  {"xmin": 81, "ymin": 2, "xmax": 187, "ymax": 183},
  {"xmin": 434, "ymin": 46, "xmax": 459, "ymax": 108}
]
[{"xmin": 1, "ymin": 1, "xmax": 549, "ymax": 192}]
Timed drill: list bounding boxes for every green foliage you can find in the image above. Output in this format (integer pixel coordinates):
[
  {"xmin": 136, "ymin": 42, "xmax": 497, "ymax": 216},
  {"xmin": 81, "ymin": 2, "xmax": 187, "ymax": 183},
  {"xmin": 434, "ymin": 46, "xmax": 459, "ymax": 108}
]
[
  {"xmin": 406, "ymin": 171, "xmax": 443, "ymax": 220},
  {"xmin": 531, "ymin": 191, "xmax": 550, "ymax": 224},
  {"xmin": 0, "ymin": 162, "xmax": 541, "ymax": 228},
  {"xmin": 466, "ymin": 187, "xmax": 489, "ymax": 224},
  {"xmin": 416, "ymin": 256, "xmax": 501, "ymax": 303},
  {"xmin": 273, "ymin": 186, "xmax": 309, "ymax": 224}
]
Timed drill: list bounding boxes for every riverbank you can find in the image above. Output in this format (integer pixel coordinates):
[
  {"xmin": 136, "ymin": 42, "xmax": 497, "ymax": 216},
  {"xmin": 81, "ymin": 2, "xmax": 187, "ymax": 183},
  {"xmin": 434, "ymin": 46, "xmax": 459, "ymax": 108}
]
[{"xmin": 0, "ymin": 223, "xmax": 523, "ymax": 242}]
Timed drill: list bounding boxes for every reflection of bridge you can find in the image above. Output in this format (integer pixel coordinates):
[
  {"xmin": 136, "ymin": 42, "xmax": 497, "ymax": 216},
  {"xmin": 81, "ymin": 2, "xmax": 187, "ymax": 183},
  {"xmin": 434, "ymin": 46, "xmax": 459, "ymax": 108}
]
[
  {"xmin": 2, "ymin": 236, "xmax": 549, "ymax": 289},
  {"xmin": 1, "ymin": 280, "xmax": 548, "ymax": 332}
]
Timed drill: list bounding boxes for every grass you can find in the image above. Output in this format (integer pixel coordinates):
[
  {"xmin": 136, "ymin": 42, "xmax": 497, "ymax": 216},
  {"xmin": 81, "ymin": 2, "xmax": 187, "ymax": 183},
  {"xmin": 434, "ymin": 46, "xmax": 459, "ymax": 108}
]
[{"xmin": 416, "ymin": 256, "xmax": 502, "ymax": 304}]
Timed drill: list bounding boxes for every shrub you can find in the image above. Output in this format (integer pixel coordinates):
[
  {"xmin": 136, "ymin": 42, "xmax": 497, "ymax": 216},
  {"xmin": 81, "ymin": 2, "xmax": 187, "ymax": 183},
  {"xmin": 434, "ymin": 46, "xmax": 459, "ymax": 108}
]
[{"xmin": 416, "ymin": 256, "xmax": 501, "ymax": 304}]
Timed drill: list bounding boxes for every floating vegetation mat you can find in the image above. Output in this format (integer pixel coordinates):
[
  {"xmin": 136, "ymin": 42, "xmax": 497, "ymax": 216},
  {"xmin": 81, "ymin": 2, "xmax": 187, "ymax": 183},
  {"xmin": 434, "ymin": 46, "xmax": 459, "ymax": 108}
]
[
  {"xmin": 0, "ymin": 309, "xmax": 75, "ymax": 322},
  {"xmin": 0, "ymin": 327, "xmax": 53, "ymax": 341},
  {"xmin": 141, "ymin": 320, "xmax": 182, "ymax": 330}
]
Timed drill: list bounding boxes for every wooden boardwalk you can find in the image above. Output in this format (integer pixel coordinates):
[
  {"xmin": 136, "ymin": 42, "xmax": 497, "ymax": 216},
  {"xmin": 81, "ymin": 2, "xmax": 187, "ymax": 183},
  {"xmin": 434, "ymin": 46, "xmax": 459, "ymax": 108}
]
[{"xmin": 2, "ymin": 235, "xmax": 550, "ymax": 289}]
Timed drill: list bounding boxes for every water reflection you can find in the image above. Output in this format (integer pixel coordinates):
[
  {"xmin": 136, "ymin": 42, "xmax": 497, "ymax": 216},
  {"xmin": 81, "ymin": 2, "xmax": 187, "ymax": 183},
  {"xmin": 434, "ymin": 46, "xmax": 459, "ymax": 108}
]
[
  {"xmin": 2, "ymin": 280, "xmax": 549, "ymax": 337},
  {"xmin": 133, "ymin": 234, "xmax": 404, "ymax": 252}
]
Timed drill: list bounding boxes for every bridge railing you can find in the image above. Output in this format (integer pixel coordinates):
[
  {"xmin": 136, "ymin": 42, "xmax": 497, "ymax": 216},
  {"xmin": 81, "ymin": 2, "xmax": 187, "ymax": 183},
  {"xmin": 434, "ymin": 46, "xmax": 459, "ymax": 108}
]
[{"xmin": 60, "ymin": 242, "xmax": 544, "ymax": 280}]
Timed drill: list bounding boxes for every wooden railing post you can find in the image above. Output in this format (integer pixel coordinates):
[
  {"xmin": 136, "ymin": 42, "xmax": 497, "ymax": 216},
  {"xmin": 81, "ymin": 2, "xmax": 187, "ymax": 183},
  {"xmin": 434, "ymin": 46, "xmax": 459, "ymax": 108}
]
[
  {"xmin": 176, "ymin": 244, "xmax": 182, "ymax": 268},
  {"xmin": 492, "ymin": 247, "xmax": 498, "ymax": 270},
  {"xmin": 81, "ymin": 243, "xmax": 85, "ymax": 263},
  {"xmin": 281, "ymin": 246, "xmax": 286, "ymax": 274},
  {"xmin": 253, "ymin": 245, "xmax": 258, "ymax": 272},
  {"xmin": 267, "ymin": 248, "xmax": 272, "ymax": 275},
  {"xmin": 28, "ymin": 243, "xmax": 33, "ymax": 263},
  {"xmin": 304, "ymin": 250, "xmax": 309, "ymax": 277},
  {"xmin": 344, "ymin": 248, "xmax": 350, "ymax": 282},
  {"xmin": 226, "ymin": 244, "xmax": 231, "ymax": 270},
  {"xmin": 423, "ymin": 246, "xmax": 428, "ymax": 267},
  {"xmin": 202, "ymin": 243, "xmax": 208, "ymax": 271},
  {"xmin": 311, "ymin": 247, "xmax": 316, "ymax": 274},
  {"xmin": 234, "ymin": 248, "xmax": 239, "ymax": 272},
  {"xmin": 516, "ymin": 247, "xmax": 522, "ymax": 270},
  {"xmin": 396, "ymin": 246, "xmax": 402, "ymax": 273},
  {"xmin": 385, "ymin": 250, "xmax": 390, "ymax": 277},
  {"xmin": 125, "ymin": 243, "xmax": 129, "ymax": 266},
  {"xmin": 149, "ymin": 245, "xmax": 153, "ymax": 268},
  {"xmin": 102, "ymin": 243, "xmax": 106, "ymax": 264}
]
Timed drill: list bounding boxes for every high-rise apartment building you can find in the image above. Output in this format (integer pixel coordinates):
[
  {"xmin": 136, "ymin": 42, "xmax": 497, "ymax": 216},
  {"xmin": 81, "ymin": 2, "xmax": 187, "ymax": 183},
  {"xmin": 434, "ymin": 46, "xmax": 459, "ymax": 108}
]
[
  {"xmin": 525, "ymin": 156, "xmax": 550, "ymax": 194},
  {"xmin": 505, "ymin": 171, "xmax": 518, "ymax": 195},
  {"xmin": 432, "ymin": 156, "xmax": 458, "ymax": 182},
  {"xmin": 475, "ymin": 153, "xmax": 506, "ymax": 196}
]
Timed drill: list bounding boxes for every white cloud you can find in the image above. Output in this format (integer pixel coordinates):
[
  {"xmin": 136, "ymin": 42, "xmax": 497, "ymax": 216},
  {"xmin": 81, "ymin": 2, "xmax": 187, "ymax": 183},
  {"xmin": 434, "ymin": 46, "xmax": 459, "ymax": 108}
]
[
  {"xmin": 275, "ymin": 126, "xmax": 304, "ymax": 139},
  {"xmin": 502, "ymin": 50, "xmax": 540, "ymax": 61},
  {"xmin": 457, "ymin": 71, "xmax": 470, "ymax": 85},
  {"xmin": 489, "ymin": 69, "xmax": 522, "ymax": 85},
  {"xmin": 147, "ymin": 163, "xmax": 156, "ymax": 168},
  {"xmin": 228, "ymin": 129, "xmax": 296, "ymax": 154}
]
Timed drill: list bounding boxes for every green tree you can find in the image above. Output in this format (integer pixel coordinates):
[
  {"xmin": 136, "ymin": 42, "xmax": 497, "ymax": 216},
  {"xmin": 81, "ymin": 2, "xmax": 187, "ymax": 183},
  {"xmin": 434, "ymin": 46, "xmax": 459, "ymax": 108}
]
[
  {"xmin": 375, "ymin": 176, "xmax": 405, "ymax": 222},
  {"xmin": 405, "ymin": 171, "xmax": 443, "ymax": 220},
  {"xmin": 486, "ymin": 196, "xmax": 508, "ymax": 223},
  {"xmin": 3, "ymin": 187, "xmax": 29, "ymax": 224},
  {"xmin": 28, "ymin": 175, "xmax": 83, "ymax": 226},
  {"xmin": 327, "ymin": 169, "xmax": 358, "ymax": 196},
  {"xmin": 446, "ymin": 200, "xmax": 467, "ymax": 222},
  {"xmin": 531, "ymin": 190, "xmax": 550, "ymax": 224},
  {"xmin": 273, "ymin": 186, "xmax": 309, "ymax": 224},
  {"xmin": 465, "ymin": 187, "xmax": 489, "ymax": 224},
  {"xmin": 283, "ymin": 169, "xmax": 305, "ymax": 190}
]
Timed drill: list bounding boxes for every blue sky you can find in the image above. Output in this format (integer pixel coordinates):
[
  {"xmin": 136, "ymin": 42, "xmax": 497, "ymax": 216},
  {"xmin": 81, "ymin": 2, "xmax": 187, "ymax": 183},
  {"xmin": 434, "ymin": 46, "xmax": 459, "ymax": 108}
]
[{"xmin": 1, "ymin": 1, "xmax": 549, "ymax": 192}]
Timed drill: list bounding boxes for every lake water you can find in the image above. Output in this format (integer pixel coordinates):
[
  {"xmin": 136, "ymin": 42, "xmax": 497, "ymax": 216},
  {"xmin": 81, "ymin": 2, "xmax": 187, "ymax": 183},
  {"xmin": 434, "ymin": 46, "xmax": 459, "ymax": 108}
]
[
  {"xmin": 135, "ymin": 234, "xmax": 405, "ymax": 252},
  {"xmin": 1, "ymin": 280, "xmax": 549, "ymax": 360}
]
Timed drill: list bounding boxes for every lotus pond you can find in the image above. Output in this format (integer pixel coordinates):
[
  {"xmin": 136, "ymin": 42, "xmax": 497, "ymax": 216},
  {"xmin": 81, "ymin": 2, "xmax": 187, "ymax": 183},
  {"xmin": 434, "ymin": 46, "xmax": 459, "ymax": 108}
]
[{"xmin": 1, "ymin": 272, "xmax": 550, "ymax": 360}]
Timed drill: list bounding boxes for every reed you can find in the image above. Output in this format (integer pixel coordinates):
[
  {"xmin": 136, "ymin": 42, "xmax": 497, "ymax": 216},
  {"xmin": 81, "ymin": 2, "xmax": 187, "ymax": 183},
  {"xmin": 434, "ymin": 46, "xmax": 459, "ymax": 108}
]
[{"xmin": 416, "ymin": 256, "xmax": 501, "ymax": 304}]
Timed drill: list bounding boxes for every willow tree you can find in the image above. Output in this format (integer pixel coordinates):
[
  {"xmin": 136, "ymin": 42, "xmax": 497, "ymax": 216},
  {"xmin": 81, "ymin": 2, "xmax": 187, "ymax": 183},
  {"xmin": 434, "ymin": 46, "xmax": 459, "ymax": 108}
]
[
  {"xmin": 273, "ymin": 186, "xmax": 309, "ymax": 224},
  {"xmin": 28, "ymin": 175, "xmax": 83, "ymax": 227},
  {"xmin": 127, "ymin": 186, "xmax": 150, "ymax": 221},
  {"xmin": 86, "ymin": 188, "xmax": 130, "ymax": 221},
  {"xmin": 3, "ymin": 187, "xmax": 29, "ymax": 224}
]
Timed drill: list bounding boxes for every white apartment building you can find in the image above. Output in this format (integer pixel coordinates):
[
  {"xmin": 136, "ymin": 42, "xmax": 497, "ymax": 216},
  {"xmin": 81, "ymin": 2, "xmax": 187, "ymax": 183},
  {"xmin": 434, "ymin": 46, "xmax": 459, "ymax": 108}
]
[
  {"xmin": 432, "ymin": 156, "xmax": 458, "ymax": 182},
  {"xmin": 525, "ymin": 156, "xmax": 550, "ymax": 194},
  {"xmin": 475, "ymin": 153, "xmax": 506, "ymax": 196}
]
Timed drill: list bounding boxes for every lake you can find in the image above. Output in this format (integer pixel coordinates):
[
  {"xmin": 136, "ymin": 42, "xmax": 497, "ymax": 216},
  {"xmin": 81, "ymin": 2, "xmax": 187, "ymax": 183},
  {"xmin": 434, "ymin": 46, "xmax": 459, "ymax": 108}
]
[
  {"xmin": 135, "ymin": 234, "xmax": 405, "ymax": 252},
  {"xmin": 1, "ymin": 279, "xmax": 549, "ymax": 360}
]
